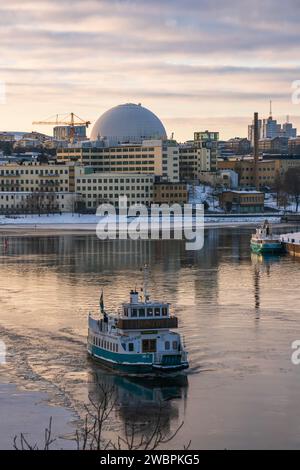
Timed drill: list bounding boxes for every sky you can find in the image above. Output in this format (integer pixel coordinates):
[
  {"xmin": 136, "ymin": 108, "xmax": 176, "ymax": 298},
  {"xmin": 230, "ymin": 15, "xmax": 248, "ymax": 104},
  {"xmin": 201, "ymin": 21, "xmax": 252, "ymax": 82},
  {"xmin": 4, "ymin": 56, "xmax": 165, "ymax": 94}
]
[{"xmin": 1, "ymin": 0, "xmax": 300, "ymax": 141}]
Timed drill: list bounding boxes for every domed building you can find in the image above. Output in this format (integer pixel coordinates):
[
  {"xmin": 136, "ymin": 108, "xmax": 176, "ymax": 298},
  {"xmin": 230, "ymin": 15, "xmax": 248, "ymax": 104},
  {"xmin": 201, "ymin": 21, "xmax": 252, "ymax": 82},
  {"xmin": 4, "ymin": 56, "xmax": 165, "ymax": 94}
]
[{"xmin": 90, "ymin": 103, "xmax": 167, "ymax": 143}]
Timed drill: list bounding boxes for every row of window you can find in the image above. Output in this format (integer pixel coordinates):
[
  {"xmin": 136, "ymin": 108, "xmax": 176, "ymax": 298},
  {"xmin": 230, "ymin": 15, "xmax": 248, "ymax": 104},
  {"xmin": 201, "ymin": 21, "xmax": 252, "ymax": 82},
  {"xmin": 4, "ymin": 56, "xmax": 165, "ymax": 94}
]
[
  {"xmin": 92, "ymin": 335, "xmax": 119, "ymax": 352},
  {"xmin": 0, "ymin": 194, "xmax": 66, "ymax": 200},
  {"xmin": 77, "ymin": 178, "xmax": 152, "ymax": 184},
  {"xmin": 78, "ymin": 185, "xmax": 150, "ymax": 191},
  {"xmin": 0, "ymin": 170, "xmax": 68, "ymax": 176},
  {"xmin": 124, "ymin": 307, "xmax": 168, "ymax": 318}
]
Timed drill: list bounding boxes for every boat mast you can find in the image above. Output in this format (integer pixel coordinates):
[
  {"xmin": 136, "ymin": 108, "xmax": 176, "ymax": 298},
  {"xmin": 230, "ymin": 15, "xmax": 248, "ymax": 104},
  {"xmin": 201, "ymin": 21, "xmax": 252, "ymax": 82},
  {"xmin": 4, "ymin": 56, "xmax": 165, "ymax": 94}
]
[{"xmin": 143, "ymin": 264, "xmax": 149, "ymax": 302}]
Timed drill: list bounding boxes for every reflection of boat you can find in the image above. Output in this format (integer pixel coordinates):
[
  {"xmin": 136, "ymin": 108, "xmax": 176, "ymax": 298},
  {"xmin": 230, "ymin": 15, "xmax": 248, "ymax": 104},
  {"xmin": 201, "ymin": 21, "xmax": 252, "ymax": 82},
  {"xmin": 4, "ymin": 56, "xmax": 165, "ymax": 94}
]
[
  {"xmin": 281, "ymin": 232, "xmax": 300, "ymax": 257},
  {"xmin": 250, "ymin": 220, "xmax": 283, "ymax": 254},
  {"xmin": 87, "ymin": 267, "xmax": 189, "ymax": 373},
  {"xmin": 90, "ymin": 368, "xmax": 188, "ymax": 405}
]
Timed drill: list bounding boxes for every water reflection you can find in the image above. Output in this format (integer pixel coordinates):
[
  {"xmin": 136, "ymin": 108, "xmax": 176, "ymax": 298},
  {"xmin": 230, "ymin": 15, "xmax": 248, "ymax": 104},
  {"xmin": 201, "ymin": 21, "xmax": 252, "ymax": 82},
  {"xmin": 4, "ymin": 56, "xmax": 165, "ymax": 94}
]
[
  {"xmin": 87, "ymin": 364, "xmax": 188, "ymax": 443},
  {"xmin": 1, "ymin": 227, "xmax": 300, "ymax": 448}
]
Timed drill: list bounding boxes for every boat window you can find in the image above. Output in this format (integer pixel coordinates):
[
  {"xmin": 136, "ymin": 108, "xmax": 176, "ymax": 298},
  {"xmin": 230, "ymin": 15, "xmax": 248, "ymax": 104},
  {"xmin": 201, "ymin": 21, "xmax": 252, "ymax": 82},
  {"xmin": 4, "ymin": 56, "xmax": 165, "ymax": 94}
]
[
  {"xmin": 155, "ymin": 307, "xmax": 161, "ymax": 317},
  {"xmin": 139, "ymin": 308, "xmax": 145, "ymax": 317},
  {"xmin": 162, "ymin": 307, "xmax": 168, "ymax": 316},
  {"xmin": 124, "ymin": 308, "xmax": 128, "ymax": 317},
  {"xmin": 128, "ymin": 343, "xmax": 134, "ymax": 352},
  {"xmin": 142, "ymin": 339, "xmax": 156, "ymax": 353},
  {"xmin": 132, "ymin": 308, "xmax": 138, "ymax": 318},
  {"xmin": 173, "ymin": 341, "xmax": 178, "ymax": 350},
  {"xmin": 147, "ymin": 308, "xmax": 153, "ymax": 317},
  {"xmin": 104, "ymin": 341, "xmax": 106, "ymax": 349},
  {"xmin": 116, "ymin": 344, "xmax": 119, "ymax": 353},
  {"xmin": 165, "ymin": 341, "xmax": 170, "ymax": 350}
]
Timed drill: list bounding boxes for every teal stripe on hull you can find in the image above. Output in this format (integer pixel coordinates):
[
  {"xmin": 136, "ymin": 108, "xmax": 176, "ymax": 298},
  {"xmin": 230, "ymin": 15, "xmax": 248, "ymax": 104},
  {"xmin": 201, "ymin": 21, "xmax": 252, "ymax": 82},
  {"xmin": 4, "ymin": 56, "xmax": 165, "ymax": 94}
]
[
  {"xmin": 87, "ymin": 344, "xmax": 188, "ymax": 373},
  {"xmin": 251, "ymin": 241, "xmax": 283, "ymax": 254}
]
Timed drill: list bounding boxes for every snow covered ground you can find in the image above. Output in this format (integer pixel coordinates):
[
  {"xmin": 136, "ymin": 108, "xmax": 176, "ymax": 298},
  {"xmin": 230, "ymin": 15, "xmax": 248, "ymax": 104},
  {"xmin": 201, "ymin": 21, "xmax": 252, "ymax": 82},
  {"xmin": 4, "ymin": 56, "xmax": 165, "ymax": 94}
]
[{"xmin": 0, "ymin": 212, "xmax": 282, "ymax": 230}]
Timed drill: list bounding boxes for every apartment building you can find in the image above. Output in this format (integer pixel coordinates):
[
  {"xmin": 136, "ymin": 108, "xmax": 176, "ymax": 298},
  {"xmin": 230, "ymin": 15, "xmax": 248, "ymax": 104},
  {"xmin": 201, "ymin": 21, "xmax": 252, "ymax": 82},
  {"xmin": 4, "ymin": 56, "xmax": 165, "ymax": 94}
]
[
  {"xmin": 0, "ymin": 161, "xmax": 76, "ymax": 193},
  {"xmin": 57, "ymin": 139, "xmax": 180, "ymax": 183},
  {"xmin": 0, "ymin": 191, "xmax": 77, "ymax": 214},
  {"xmin": 179, "ymin": 144, "xmax": 211, "ymax": 181},
  {"xmin": 153, "ymin": 182, "xmax": 188, "ymax": 205},
  {"xmin": 75, "ymin": 168, "xmax": 154, "ymax": 209}
]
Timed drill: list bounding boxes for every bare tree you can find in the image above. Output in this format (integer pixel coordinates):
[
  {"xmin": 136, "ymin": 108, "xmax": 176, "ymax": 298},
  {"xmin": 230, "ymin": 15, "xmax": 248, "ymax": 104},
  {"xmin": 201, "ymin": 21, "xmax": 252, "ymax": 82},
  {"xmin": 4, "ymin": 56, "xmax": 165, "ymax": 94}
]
[
  {"xmin": 284, "ymin": 167, "xmax": 300, "ymax": 212},
  {"xmin": 13, "ymin": 381, "xmax": 188, "ymax": 451},
  {"xmin": 13, "ymin": 417, "xmax": 56, "ymax": 451}
]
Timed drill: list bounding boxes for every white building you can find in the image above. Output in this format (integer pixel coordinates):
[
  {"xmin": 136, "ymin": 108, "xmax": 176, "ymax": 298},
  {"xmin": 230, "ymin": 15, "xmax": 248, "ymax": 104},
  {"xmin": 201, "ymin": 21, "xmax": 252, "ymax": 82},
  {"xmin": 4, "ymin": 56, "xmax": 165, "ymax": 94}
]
[
  {"xmin": 75, "ymin": 169, "xmax": 154, "ymax": 209},
  {"xmin": 0, "ymin": 191, "xmax": 77, "ymax": 213}
]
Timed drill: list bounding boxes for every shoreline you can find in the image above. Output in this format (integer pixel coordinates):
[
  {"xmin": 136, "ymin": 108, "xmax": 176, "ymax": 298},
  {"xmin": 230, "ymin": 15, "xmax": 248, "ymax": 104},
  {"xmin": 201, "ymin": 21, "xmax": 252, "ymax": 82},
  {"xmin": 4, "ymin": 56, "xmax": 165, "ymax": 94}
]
[
  {"xmin": 0, "ymin": 381, "xmax": 76, "ymax": 450},
  {"xmin": 0, "ymin": 220, "xmax": 294, "ymax": 238}
]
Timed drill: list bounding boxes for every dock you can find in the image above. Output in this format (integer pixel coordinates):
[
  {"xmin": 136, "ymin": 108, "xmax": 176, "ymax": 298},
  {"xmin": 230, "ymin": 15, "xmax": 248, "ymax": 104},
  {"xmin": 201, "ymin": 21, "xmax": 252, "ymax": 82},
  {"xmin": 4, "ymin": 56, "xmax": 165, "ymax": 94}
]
[{"xmin": 280, "ymin": 232, "xmax": 300, "ymax": 257}]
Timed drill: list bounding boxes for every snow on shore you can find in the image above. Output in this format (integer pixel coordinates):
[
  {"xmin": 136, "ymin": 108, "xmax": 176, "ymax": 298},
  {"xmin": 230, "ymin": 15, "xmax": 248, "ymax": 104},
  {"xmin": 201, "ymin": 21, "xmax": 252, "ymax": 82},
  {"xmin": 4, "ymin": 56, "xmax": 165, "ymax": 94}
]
[{"xmin": 0, "ymin": 212, "xmax": 281, "ymax": 230}]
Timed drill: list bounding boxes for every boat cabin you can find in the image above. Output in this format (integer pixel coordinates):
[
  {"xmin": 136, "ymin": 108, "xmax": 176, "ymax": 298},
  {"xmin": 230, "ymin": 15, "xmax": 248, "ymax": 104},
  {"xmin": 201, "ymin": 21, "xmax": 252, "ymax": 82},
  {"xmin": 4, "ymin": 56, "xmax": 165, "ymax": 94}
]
[{"xmin": 116, "ymin": 290, "xmax": 178, "ymax": 330}]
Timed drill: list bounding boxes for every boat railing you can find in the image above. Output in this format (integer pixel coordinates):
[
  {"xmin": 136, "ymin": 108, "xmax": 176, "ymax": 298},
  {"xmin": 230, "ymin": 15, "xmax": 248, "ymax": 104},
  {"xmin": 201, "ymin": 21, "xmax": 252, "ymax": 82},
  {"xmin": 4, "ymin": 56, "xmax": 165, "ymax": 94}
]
[{"xmin": 153, "ymin": 350, "xmax": 186, "ymax": 364}]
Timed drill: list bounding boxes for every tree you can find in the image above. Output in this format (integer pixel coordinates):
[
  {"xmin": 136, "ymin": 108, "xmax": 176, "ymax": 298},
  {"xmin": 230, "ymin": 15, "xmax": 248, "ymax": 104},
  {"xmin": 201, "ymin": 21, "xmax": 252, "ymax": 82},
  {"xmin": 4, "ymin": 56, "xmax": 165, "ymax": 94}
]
[
  {"xmin": 13, "ymin": 381, "xmax": 188, "ymax": 451},
  {"xmin": 284, "ymin": 167, "xmax": 300, "ymax": 212},
  {"xmin": 273, "ymin": 171, "xmax": 284, "ymax": 208}
]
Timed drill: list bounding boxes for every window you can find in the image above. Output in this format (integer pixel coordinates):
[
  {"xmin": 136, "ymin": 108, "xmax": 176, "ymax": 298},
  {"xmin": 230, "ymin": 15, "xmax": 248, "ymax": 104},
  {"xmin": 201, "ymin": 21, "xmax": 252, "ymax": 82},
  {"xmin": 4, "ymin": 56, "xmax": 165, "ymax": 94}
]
[
  {"xmin": 128, "ymin": 343, "xmax": 134, "ymax": 352},
  {"xmin": 154, "ymin": 307, "xmax": 161, "ymax": 317},
  {"xmin": 132, "ymin": 308, "xmax": 137, "ymax": 318},
  {"xmin": 162, "ymin": 307, "xmax": 168, "ymax": 316},
  {"xmin": 173, "ymin": 341, "xmax": 178, "ymax": 350},
  {"xmin": 165, "ymin": 341, "xmax": 170, "ymax": 350},
  {"xmin": 138, "ymin": 308, "xmax": 145, "ymax": 317},
  {"xmin": 147, "ymin": 308, "xmax": 153, "ymax": 317},
  {"xmin": 142, "ymin": 339, "xmax": 156, "ymax": 353}
]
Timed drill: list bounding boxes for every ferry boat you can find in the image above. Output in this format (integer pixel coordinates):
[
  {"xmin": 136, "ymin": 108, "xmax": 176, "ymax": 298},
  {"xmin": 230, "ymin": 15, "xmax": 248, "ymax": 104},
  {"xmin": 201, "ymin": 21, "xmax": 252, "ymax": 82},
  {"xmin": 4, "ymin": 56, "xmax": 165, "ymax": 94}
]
[
  {"xmin": 280, "ymin": 232, "xmax": 300, "ymax": 257},
  {"xmin": 250, "ymin": 220, "xmax": 283, "ymax": 254},
  {"xmin": 87, "ymin": 270, "xmax": 189, "ymax": 374}
]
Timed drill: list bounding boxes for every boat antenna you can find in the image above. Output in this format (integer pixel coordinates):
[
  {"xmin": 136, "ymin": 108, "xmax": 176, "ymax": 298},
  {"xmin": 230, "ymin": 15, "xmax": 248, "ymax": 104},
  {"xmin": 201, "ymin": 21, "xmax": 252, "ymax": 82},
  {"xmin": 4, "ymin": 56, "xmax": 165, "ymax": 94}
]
[{"xmin": 143, "ymin": 264, "xmax": 149, "ymax": 302}]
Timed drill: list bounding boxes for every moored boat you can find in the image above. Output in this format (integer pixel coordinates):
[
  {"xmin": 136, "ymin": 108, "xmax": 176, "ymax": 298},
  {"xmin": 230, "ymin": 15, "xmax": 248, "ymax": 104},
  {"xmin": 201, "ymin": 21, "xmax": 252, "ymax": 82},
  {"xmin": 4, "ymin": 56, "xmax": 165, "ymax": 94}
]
[
  {"xmin": 87, "ymin": 268, "xmax": 189, "ymax": 373},
  {"xmin": 280, "ymin": 232, "xmax": 300, "ymax": 257},
  {"xmin": 250, "ymin": 220, "xmax": 283, "ymax": 254}
]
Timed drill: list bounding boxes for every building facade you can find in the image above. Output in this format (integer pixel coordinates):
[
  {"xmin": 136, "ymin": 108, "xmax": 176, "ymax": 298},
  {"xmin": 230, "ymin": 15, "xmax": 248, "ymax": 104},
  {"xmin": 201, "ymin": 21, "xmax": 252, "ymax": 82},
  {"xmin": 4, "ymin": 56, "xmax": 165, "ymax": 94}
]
[
  {"xmin": 0, "ymin": 191, "xmax": 77, "ymax": 214},
  {"xmin": 194, "ymin": 131, "xmax": 219, "ymax": 172},
  {"xmin": 179, "ymin": 144, "xmax": 211, "ymax": 181},
  {"xmin": 153, "ymin": 182, "xmax": 188, "ymax": 205},
  {"xmin": 0, "ymin": 161, "xmax": 76, "ymax": 193},
  {"xmin": 57, "ymin": 139, "xmax": 180, "ymax": 183},
  {"xmin": 219, "ymin": 190, "xmax": 265, "ymax": 213},
  {"xmin": 75, "ymin": 168, "xmax": 154, "ymax": 209}
]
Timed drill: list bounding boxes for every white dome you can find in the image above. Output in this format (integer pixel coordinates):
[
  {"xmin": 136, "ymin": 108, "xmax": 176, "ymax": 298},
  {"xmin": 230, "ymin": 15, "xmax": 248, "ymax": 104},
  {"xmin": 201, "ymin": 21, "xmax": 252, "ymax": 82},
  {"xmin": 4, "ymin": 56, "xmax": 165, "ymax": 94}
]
[{"xmin": 90, "ymin": 103, "xmax": 167, "ymax": 143}]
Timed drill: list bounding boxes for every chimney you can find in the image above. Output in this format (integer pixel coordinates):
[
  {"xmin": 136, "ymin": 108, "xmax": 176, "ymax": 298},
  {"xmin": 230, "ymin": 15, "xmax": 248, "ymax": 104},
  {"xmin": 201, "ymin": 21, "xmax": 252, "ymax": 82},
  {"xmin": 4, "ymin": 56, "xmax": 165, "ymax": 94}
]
[{"xmin": 253, "ymin": 112, "xmax": 259, "ymax": 190}]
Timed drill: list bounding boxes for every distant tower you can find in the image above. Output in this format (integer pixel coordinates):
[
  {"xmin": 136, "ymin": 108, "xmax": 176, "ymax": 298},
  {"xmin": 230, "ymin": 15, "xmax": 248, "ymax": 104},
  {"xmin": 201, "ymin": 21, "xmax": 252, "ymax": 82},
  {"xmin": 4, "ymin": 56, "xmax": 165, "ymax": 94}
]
[
  {"xmin": 253, "ymin": 112, "xmax": 260, "ymax": 190},
  {"xmin": 269, "ymin": 100, "xmax": 273, "ymax": 118}
]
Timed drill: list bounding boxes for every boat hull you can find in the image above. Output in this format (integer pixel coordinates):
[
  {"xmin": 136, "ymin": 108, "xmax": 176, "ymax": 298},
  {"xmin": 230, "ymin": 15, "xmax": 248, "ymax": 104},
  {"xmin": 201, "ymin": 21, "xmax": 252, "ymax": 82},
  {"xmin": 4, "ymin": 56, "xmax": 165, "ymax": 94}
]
[
  {"xmin": 87, "ymin": 344, "xmax": 189, "ymax": 374},
  {"xmin": 250, "ymin": 241, "xmax": 283, "ymax": 254},
  {"xmin": 284, "ymin": 243, "xmax": 300, "ymax": 257}
]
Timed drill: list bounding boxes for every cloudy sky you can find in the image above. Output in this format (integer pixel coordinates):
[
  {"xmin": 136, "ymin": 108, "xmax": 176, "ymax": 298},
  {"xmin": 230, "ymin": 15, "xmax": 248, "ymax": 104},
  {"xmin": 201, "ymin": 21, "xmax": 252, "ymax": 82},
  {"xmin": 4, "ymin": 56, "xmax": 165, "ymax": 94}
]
[{"xmin": 1, "ymin": 0, "xmax": 300, "ymax": 140}]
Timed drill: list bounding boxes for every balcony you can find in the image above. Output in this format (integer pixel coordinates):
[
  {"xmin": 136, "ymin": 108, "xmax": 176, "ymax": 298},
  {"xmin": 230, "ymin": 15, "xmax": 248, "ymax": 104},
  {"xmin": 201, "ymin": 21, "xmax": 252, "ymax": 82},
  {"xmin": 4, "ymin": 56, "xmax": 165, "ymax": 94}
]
[{"xmin": 116, "ymin": 316, "xmax": 178, "ymax": 330}]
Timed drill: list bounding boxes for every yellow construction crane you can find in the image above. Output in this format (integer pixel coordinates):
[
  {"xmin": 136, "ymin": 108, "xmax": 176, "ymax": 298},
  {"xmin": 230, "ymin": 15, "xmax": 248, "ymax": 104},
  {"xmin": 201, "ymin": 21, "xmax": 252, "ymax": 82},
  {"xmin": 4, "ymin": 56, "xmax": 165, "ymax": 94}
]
[{"xmin": 32, "ymin": 112, "xmax": 91, "ymax": 142}]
